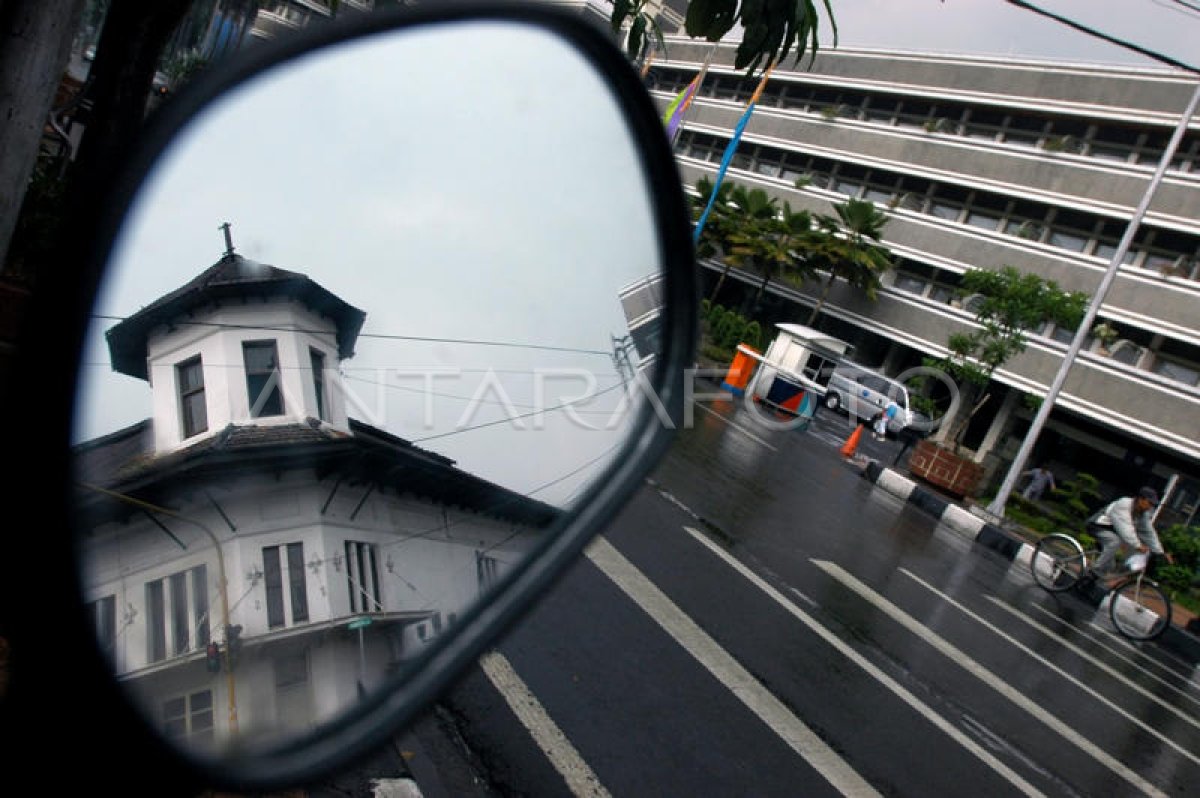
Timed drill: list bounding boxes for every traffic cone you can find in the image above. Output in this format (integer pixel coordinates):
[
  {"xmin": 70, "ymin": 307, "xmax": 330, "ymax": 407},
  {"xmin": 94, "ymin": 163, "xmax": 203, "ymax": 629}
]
[{"xmin": 840, "ymin": 424, "xmax": 864, "ymax": 458}]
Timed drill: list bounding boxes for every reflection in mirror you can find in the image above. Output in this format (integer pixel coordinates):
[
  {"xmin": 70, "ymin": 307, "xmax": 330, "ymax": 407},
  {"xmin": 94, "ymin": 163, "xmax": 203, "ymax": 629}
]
[{"xmin": 71, "ymin": 20, "xmax": 663, "ymax": 759}]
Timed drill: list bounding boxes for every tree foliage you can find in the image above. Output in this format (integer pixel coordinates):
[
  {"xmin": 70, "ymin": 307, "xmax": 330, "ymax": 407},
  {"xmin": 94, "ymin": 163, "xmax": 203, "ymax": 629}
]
[
  {"xmin": 694, "ymin": 176, "xmax": 822, "ymax": 307},
  {"xmin": 612, "ymin": 0, "xmax": 837, "ymax": 72},
  {"xmin": 805, "ymin": 197, "xmax": 891, "ymax": 325},
  {"xmin": 929, "ymin": 266, "xmax": 1089, "ymax": 447},
  {"xmin": 1159, "ymin": 524, "xmax": 1200, "ymax": 594}
]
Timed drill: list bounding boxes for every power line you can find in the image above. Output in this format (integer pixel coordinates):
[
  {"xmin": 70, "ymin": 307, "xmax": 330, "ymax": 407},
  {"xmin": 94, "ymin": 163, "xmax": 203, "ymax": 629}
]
[
  {"xmin": 343, "ymin": 373, "xmax": 627, "ymax": 415},
  {"xmin": 1166, "ymin": 0, "xmax": 1200, "ymax": 16},
  {"xmin": 1150, "ymin": 0, "xmax": 1200, "ymax": 19},
  {"xmin": 382, "ymin": 439, "xmax": 626, "ymax": 555},
  {"xmin": 91, "ymin": 315, "xmax": 613, "ymax": 357},
  {"xmin": 410, "ymin": 381, "xmax": 628, "ymax": 443},
  {"xmin": 1003, "ymin": 0, "xmax": 1200, "ymax": 74}
]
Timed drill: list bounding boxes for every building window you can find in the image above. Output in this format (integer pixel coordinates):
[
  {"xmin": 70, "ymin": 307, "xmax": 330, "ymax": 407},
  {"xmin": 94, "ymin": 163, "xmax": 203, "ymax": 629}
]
[
  {"xmin": 477, "ymin": 551, "xmax": 500, "ymax": 590},
  {"xmin": 263, "ymin": 542, "xmax": 308, "ymax": 628},
  {"xmin": 345, "ymin": 541, "xmax": 382, "ymax": 613},
  {"xmin": 244, "ymin": 340, "xmax": 284, "ymax": 417},
  {"xmin": 893, "ymin": 273, "xmax": 927, "ymax": 294},
  {"xmin": 146, "ymin": 580, "xmax": 166, "ymax": 663},
  {"xmin": 169, "ymin": 571, "xmax": 190, "ymax": 656},
  {"xmin": 177, "ymin": 356, "xmax": 207, "ymax": 438},
  {"xmin": 310, "ymin": 348, "xmax": 327, "ymax": 420},
  {"xmin": 163, "ymin": 690, "xmax": 214, "ymax": 745},
  {"xmin": 145, "ymin": 565, "xmax": 209, "ymax": 663},
  {"xmin": 87, "ymin": 595, "xmax": 116, "ymax": 654}
]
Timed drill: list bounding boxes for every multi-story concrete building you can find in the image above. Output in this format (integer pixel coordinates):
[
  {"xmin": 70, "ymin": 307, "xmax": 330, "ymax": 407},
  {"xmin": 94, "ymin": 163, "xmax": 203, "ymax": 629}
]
[
  {"xmin": 647, "ymin": 36, "xmax": 1200, "ymax": 525},
  {"xmin": 74, "ymin": 253, "xmax": 556, "ymax": 749}
]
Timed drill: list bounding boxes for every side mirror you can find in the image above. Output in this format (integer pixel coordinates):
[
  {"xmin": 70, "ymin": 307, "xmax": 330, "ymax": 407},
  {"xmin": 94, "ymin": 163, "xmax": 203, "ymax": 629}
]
[{"xmin": 2, "ymin": 4, "xmax": 695, "ymax": 793}]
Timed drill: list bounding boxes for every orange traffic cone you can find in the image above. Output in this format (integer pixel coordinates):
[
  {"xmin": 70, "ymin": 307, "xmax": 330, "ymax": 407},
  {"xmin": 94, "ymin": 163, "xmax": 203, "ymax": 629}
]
[{"xmin": 840, "ymin": 424, "xmax": 864, "ymax": 458}]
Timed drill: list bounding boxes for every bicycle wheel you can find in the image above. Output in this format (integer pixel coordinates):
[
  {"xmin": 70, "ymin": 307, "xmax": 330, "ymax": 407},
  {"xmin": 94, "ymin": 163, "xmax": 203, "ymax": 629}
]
[
  {"xmin": 1030, "ymin": 534, "xmax": 1086, "ymax": 592},
  {"xmin": 1108, "ymin": 578, "xmax": 1172, "ymax": 641}
]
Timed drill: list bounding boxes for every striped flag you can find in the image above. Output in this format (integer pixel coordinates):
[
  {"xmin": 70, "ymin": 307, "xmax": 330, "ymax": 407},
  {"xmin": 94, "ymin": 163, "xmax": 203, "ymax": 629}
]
[
  {"xmin": 661, "ymin": 47, "xmax": 716, "ymax": 142},
  {"xmin": 663, "ymin": 76, "xmax": 700, "ymax": 140},
  {"xmin": 693, "ymin": 61, "xmax": 777, "ymax": 245}
]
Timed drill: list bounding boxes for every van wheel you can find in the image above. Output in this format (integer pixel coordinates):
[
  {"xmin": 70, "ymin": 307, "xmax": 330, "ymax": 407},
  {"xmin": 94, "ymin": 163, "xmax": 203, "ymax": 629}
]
[{"xmin": 824, "ymin": 392, "xmax": 840, "ymax": 411}]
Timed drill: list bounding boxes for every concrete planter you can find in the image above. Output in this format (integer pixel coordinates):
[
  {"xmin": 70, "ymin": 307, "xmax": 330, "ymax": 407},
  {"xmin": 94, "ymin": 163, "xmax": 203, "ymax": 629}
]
[{"xmin": 907, "ymin": 438, "xmax": 984, "ymax": 498}]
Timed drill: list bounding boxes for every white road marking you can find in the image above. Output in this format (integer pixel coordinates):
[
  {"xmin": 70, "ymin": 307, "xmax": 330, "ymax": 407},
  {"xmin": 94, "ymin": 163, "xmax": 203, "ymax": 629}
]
[
  {"xmin": 677, "ymin": 528, "xmax": 1045, "ymax": 797},
  {"xmin": 1079, "ymin": 616, "xmax": 1200, "ymax": 688},
  {"xmin": 815, "ymin": 560, "xmax": 1169, "ymax": 798},
  {"xmin": 1027, "ymin": 604, "xmax": 1200, "ymax": 706},
  {"xmin": 985, "ymin": 595, "xmax": 1200, "ymax": 724},
  {"xmin": 692, "ymin": 401, "xmax": 778, "ymax": 450},
  {"xmin": 586, "ymin": 536, "xmax": 881, "ymax": 797},
  {"xmin": 897, "ymin": 568, "xmax": 1200, "ymax": 762},
  {"xmin": 479, "ymin": 651, "xmax": 611, "ymax": 798}
]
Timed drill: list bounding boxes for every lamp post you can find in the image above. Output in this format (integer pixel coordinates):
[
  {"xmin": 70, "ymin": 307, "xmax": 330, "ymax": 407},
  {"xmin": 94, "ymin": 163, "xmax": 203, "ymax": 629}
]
[
  {"xmin": 79, "ymin": 483, "xmax": 239, "ymax": 735},
  {"xmin": 986, "ymin": 82, "xmax": 1200, "ymax": 519}
]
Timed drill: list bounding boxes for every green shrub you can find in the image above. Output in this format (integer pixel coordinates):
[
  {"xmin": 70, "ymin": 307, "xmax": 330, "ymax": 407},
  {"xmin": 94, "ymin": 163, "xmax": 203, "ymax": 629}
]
[
  {"xmin": 1156, "ymin": 564, "xmax": 1194, "ymax": 594},
  {"xmin": 744, "ymin": 321, "xmax": 763, "ymax": 350},
  {"xmin": 1161, "ymin": 525, "xmax": 1200, "ymax": 572}
]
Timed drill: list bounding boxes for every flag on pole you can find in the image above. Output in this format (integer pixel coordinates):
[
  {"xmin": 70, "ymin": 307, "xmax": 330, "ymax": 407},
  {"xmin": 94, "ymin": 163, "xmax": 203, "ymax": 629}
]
[
  {"xmin": 662, "ymin": 76, "xmax": 700, "ymax": 140},
  {"xmin": 640, "ymin": 46, "xmax": 656, "ymax": 78},
  {"xmin": 693, "ymin": 60, "xmax": 777, "ymax": 245},
  {"xmin": 662, "ymin": 47, "xmax": 716, "ymax": 142}
]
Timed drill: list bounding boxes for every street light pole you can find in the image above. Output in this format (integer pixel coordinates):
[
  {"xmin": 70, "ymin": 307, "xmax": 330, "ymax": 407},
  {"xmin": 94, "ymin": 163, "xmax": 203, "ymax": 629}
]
[
  {"xmin": 986, "ymin": 82, "xmax": 1200, "ymax": 519},
  {"xmin": 79, "ymin": 483, "xmax": 240, "ymax": 735}
]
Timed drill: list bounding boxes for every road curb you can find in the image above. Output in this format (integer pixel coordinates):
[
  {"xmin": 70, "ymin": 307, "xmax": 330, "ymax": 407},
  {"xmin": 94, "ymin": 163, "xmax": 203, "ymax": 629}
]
[{"xmin": 858, "ymin": 458, "xmax": 1200, "ymax": 663}]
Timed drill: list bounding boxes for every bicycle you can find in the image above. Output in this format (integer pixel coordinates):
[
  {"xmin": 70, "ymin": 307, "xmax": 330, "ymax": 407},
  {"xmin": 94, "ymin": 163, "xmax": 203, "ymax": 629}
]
[{"xmin": 1029, "ymin": 532, "xmax": 1173, "ymax": 641}]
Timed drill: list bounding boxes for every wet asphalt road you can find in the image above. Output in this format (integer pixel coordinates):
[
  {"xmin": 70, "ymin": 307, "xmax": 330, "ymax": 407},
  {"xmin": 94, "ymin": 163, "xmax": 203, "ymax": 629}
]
[{"xmin": 422, "ymin": 397, "xmax": 1200, "ymax": 797}]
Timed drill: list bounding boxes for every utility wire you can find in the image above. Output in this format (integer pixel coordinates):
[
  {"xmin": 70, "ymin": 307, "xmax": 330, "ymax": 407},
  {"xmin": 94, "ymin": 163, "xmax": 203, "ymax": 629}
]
[
  {"xmin": 1151, "ymin": 0, "xmax": 1200, "ymax": 19},
  {"xmin": 410, "ymin": 381, "xmax": 628, "ymax": 443},
  {"xmin": 91, "ymin": 315, "xmax": 612, "ymax": 357},
  {"xmin": 384, "ymin": 438, "xmax": 625, "ymax": 558},
  {"xmin": 1166, "ymin": 0, "xmax": 1200, "ymax": 16},
  {"xmin": 1003, "ymin": 0, "xmax": 1200, "ymax": 74},
  {"xmin": 389, "ymin": 438, "xmax": 627, "ymax": 614},
  {"xmin": 343, "ymin": 373, "xmax": 626, "ymax": 415}
]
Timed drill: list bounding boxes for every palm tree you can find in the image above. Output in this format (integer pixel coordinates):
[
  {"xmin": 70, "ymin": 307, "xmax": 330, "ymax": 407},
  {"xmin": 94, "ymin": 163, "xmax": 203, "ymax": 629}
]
[
  {"xmin": 727, "ymin": 201, "xmax": 818, "ymax": 310},
  {"xmin": 805, "ymin": 198, "xmax": 892, "ymax": 326},
  {"xmin": 699, "ymin": 181, "xmax": 781, "ymax": 303}
]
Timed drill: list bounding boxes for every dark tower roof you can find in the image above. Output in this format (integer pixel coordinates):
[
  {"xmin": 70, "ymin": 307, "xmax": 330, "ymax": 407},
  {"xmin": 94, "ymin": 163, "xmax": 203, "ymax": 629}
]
[{"xmin": 105, "ymin": 254, "xmax": 367, "ymax": 380}]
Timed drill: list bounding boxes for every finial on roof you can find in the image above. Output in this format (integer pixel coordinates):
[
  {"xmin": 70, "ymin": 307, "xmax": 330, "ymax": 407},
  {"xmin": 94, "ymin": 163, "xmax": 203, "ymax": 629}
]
[{"xmin": 219, "ymin": 221, "xmax": 235, "ymax": 257}]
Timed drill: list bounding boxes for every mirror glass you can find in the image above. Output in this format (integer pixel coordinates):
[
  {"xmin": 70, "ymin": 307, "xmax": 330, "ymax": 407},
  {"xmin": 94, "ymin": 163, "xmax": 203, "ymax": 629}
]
[{"xmin": 71, "ymin": 20, "xmax": 663, "ymax": 759}]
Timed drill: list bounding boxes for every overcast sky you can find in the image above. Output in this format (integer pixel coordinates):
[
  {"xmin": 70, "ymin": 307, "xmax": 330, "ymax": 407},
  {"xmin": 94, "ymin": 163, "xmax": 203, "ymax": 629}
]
[
  {"xmin": 74, "ymin": 20, "xmax": 662, "ymax": 506},
  {"xmin": 812, "ymin": 0, "xmax": 1198, "ymax": 70}
]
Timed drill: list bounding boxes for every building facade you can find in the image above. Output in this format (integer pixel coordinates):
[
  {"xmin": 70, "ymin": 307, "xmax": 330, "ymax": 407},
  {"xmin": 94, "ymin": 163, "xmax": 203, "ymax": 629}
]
[
  {"xmin": 74, "ymin": 254, "xmax": 556, "ymax": 750},
  {"xmin": 647, "ymin": 37, "xmax": 1200, "ymax": 524}
]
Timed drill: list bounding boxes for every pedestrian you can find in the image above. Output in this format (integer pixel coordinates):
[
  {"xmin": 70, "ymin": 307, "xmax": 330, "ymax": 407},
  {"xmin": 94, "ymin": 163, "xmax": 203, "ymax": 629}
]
[
  {"xmin": 1085, "ymin": 486, "xmax": 1173, "ymax": 579},
  {"xmin": 871, "ymin": 409, "xmax": 887, "ymax": 440},
  {"xmin": 1020, "ymin": 464, "xmax": 1056, "ymax": 501},
  {"xmin": 870, "ymin": 400, "xmax": 897, "ymax": 440}
]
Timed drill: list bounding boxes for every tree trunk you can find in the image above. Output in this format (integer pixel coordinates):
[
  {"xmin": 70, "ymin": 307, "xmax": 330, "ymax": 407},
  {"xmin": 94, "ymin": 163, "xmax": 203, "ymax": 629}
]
[
  {"xmin": 708, "ymin": 263, "xmax": 731, "ymax": 304},
  {"xmin": 752, "ymin": 273, "xmax": 771, "ymax": 310},
  {"xmin": 806, "ymin": 271, "xmax": 836, "ymax": 326},
  {"xmin": 0, "ymin": 0, "xmax": 86, "ymax": 272}
]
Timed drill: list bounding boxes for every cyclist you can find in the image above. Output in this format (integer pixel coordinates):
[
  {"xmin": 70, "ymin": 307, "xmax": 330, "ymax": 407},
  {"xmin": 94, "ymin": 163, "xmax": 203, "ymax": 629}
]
[{"xmin": 1084, "ymin": 486, "xmax": 1172, "ymax": 579}]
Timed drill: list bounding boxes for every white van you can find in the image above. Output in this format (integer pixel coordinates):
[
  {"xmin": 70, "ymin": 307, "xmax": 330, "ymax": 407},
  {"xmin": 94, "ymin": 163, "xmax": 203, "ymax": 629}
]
[{"xmin": 822, "ymin": 364, "xmax": 913, "ymax": 434}]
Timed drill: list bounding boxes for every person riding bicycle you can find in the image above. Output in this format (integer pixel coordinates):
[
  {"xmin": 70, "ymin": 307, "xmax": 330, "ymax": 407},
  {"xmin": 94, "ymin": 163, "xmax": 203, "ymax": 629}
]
[{"xmin": 1084, "ymin": 486, "xmax": 1172, "ymax": 579}]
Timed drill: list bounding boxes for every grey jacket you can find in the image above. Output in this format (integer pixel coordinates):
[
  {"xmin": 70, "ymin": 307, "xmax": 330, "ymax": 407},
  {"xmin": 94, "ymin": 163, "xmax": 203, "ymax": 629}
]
[{"xmin": 1090, "ymin": 497, "xmax": 1164, "ymax": 553}]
